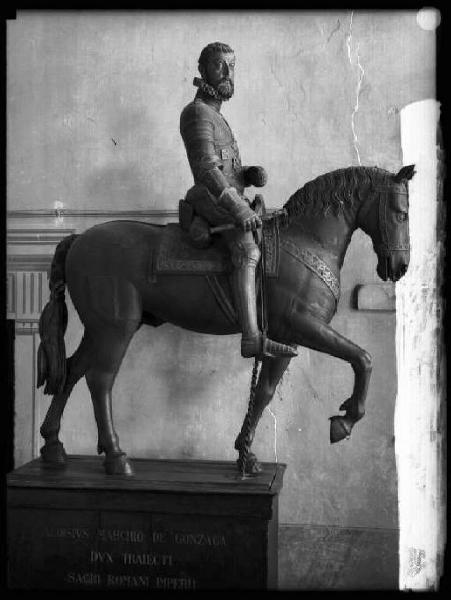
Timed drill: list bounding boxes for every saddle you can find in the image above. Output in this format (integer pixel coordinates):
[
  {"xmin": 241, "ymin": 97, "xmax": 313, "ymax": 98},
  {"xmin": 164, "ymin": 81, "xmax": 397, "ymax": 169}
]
[
  {"xmin": 153, "ymin": 195, "xmax": 280, "ymax": 278},
  {"xmin": 153, "ymin": 219, "xmax": 279, "ymax": 277},
  {"xmin": 149, "ymin": 196, "xmax": 281, "ymax": 325}
]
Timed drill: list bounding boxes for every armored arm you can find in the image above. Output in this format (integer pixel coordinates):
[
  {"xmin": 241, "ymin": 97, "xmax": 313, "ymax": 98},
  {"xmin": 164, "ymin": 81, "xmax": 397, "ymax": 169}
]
[
  {"xmin": 217, "ymin": 188, "xmax": 261, "ymax": 231},
  {"xmin": 180, "ymin": 105, "xmax": 260, "ymax": 231},
  {"xmin": 180, "ymin": 106, "xmax": 230, "ymax": 197}
]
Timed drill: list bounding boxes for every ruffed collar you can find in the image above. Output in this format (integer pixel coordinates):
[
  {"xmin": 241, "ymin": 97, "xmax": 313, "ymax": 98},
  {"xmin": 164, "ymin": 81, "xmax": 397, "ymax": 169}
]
[{"xmin": 193, "ymin": 76, "xmax": 224, "ymax": 101}]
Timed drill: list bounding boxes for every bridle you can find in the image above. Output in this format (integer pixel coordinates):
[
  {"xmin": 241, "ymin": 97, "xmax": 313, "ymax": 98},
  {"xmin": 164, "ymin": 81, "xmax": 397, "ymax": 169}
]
[
  {"xmin": 278, "ymin": 183, "xmax": 410, "ymax": 304},
  {"xmin": 358, "ymin": 187, "xmax": 410, "ymax": 256}
]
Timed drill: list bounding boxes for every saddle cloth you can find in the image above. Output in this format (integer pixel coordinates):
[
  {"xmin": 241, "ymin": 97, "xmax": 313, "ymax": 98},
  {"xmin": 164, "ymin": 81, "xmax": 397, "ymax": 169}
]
[{"xmin": 153, "ymin": 219, "xmax": 280, "ymax": 277}]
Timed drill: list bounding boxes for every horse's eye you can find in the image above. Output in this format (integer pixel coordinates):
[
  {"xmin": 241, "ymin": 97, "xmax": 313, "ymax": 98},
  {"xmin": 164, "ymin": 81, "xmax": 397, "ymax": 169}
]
[{"xmin": 397, "ymin": 212, "xmax": 407, "ymax": 222}]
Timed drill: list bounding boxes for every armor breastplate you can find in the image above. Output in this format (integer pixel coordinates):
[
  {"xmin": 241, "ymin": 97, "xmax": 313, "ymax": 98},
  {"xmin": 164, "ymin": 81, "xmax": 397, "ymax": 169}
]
[
  {"xmin": 210, "ymin": 108, "xmax": 242, "ymax": 180},
  {"xmin": 180, "ymin": 96, "xmax": 245, "ymax": 194}
]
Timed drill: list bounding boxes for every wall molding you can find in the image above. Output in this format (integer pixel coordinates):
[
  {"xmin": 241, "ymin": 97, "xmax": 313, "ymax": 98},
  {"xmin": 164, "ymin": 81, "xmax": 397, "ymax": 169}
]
[
  {"xmin": 7, "ymin": 255, "xmax": 53, "ymax": 271},
  {"xmin": 7, "ymin": 228, "xmax": 76, "ymax": 244},
  {"xmin": 7, "ymin": 209, "xmax": 179, "ymax": 219},
  {"xmin": 7, "ymin": 207, "xmax": 278, "ymax": 219}
]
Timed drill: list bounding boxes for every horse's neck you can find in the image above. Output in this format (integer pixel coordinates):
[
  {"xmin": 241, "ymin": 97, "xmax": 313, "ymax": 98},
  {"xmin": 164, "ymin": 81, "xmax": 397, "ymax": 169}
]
[{"xmin": 287, "ymin": 213, "xmax": 356, "ymax": 268}]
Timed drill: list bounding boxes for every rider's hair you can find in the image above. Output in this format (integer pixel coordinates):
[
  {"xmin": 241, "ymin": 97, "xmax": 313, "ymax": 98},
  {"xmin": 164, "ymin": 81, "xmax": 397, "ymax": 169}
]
[{"xmin": 198, "ymin": 42, "xmax": 234, "ymax": 69}]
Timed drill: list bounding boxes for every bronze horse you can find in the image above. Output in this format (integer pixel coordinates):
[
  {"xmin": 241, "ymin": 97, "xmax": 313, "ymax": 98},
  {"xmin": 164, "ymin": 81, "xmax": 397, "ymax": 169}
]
[{"xmin": 37, "ymin": 165, "xmax": 415, "ymax": 476}]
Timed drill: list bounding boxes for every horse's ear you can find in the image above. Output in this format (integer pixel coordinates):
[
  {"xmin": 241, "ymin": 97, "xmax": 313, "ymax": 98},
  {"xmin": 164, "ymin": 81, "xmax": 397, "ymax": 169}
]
[{"xmin": 394, "ymin": 164, "xmax": 416, "ymax": 183}]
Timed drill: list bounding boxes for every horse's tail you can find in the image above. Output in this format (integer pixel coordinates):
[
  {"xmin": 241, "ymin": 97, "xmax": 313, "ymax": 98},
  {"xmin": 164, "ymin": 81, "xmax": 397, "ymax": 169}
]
[{"xmin": 37, "ymin": 234, "xmax": 78, "ymax": 395}]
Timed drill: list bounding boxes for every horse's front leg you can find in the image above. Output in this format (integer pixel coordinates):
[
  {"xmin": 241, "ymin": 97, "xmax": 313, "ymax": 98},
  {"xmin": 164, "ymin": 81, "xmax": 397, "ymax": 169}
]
[
  {"xmin": 289, "ymin": 309, "xmax": 372, "ymax": 443},
  {"xmin": 235, "ymin": 356, "xmax": 292, "ymax": 474}
]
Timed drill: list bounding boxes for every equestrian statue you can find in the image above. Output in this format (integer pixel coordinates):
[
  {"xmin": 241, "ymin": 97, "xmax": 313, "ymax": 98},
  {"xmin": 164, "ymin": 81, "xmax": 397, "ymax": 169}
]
[{"xmin": 37, "ymin": 42, "xmax": 415, "ymax": 476}]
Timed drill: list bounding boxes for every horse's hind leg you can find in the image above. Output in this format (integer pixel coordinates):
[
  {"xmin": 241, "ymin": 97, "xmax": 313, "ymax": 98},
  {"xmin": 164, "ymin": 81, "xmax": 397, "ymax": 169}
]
[
  {"xmin": 84, "ymin": 321, "xmax": 139, "ymax": 476},
  {"xmin": 235, "ymin": 356, "xmax": 291, "ymax": 474},
  {"xmin": 40, "ymin": 334, "xmax": 92, "ymax": 466}
]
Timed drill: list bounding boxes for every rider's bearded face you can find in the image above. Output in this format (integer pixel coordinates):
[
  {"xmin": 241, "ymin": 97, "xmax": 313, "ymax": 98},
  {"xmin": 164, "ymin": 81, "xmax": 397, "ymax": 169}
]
[{"xmin": 202, "ymin": 52, "xmax": 235, "ymax": 99}]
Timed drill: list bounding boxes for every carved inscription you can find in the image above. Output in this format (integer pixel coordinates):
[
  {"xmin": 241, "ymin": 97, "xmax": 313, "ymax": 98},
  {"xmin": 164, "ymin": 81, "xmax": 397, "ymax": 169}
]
[
  {"xmin": 66, "ymin": 573, "xmax": 102, "ymax": 586},
  {"xmin": 97, "ymin": 529, "xmax": 145, "ymax": 543},
  {"xmin": 122, "ymin": 553, "xmax": 173, "ymax": 566},
  {"xmin": 155, "ymin": 576, "xmax": 197, "ymax": 590},
  {"xmin": 64, "ymin": 571, "xmax": 196, "ymax": 590},
  {"xmin": 41, "ymin": 525, "xmax": 228, "ymax": 589},
  {"xmin": 44, "ymin": 527, "xmax": 145, "ymax": 542},
  {"xmin": 44, "ymin": 526, "xmax": 227, "ymax": 546},
  {"xmin": 45, "ymin": 527, "xmax": 90, "ymax": 539},
  {"xmin": 154, "ymin": 530, "xmax": 227, "ymax": 546}
]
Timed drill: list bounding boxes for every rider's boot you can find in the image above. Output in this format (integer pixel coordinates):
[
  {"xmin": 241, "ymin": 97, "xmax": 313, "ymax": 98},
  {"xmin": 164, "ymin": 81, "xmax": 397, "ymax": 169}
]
[{"xmin": 231, "ymin": 240, "xmax": 297, "ymax": 359}]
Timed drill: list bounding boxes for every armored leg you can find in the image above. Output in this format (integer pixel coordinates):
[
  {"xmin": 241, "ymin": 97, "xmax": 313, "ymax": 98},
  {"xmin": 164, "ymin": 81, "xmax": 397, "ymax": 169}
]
[
  {"xmin": 229, "ymin": 234, "xmax": 297, "ymax": 359},
  {"xmin": 185, "ymin": 184, "xmax": 232, "ymax": 226}
]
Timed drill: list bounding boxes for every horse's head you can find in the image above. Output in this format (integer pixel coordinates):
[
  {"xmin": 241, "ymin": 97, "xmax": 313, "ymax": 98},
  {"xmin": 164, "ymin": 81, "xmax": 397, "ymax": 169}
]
[{"xmin": 358, "ymin": 165, "xmax": 415, "ymax": 282}]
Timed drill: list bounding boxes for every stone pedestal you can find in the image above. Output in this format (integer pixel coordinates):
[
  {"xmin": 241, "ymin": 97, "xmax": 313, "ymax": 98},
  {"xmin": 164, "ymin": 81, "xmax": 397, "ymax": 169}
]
[{"xmin": 7, "ymin": 455, "xmax": 286, "ymax": 590}]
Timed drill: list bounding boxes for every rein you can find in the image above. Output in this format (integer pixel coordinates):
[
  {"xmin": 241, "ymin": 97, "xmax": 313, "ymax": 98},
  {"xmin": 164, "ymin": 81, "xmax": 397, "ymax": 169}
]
[
  {"xmin": 237, "ymin": 215, "xmax": 272, "ymax": 478},
  {"xmin": 276, "ymin": 183, "xmax": 410, "ymax": 303}
]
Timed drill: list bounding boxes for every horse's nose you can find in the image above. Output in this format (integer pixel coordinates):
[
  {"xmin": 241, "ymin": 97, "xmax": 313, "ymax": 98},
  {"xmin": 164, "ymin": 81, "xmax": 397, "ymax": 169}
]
[
  {"xmin": 395, "ymin": 262, "xmax": 408, "ymax": 281},
  {"xmin": 399, "ymin": 263, "xmax": 408, "ymax": 277}
]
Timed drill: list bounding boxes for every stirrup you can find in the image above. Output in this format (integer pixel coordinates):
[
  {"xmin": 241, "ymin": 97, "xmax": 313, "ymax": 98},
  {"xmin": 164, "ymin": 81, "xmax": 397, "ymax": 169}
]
[{"xmin": 241, "ymin": 333, "xmax": 298, "ymax": 359}]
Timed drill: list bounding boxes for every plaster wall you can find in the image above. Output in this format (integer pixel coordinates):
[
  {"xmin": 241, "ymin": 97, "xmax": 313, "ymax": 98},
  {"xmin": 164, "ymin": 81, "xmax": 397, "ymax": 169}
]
[{"xmin": 7, "ymin": 10, "xmax": 435, "ymax": 530}]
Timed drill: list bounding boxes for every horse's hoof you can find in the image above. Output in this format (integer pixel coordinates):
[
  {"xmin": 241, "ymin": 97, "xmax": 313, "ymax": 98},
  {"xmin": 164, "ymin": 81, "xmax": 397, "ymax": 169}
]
[
  {"xmin": 329, "ymin": 416, "xmax": 353, "ymax": 444},
  {"xmin": 103, "ymin": 453, "xmax": 134, "ymax": 476},
  {"xmin": 237, "ymin": 452, "xmax": 263, "ymax": 476},
  {"xmin": 338, "ymin": 399, "xmax": 365, "ymax": 422},
  {"xmin": 40, "ymin": 441, "xmax": 67, "ymax": 467}
]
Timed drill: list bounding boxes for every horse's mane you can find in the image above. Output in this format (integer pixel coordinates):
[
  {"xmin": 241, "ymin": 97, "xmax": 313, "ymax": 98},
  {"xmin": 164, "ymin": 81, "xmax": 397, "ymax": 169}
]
[{"xmin": 283, "ymin": 166, "xmax": 394, "ymax": 219}]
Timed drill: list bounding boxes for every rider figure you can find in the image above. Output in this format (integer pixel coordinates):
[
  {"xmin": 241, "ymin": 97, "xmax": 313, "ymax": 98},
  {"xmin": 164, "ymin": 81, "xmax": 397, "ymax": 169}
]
[{"xmin": 180, "ymin": 42, "xmax": 296, "ymax": 360}]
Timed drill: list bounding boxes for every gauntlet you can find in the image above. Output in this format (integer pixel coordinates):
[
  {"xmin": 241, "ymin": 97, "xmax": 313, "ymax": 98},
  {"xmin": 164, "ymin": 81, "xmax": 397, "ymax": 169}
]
[
  {"xmin": 217, "ymin": 187, "xmax": 262, "ymax": 231},
  {"xmin": 243, "ymin": 166, "xmax": 268, "ymax": 188}
]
